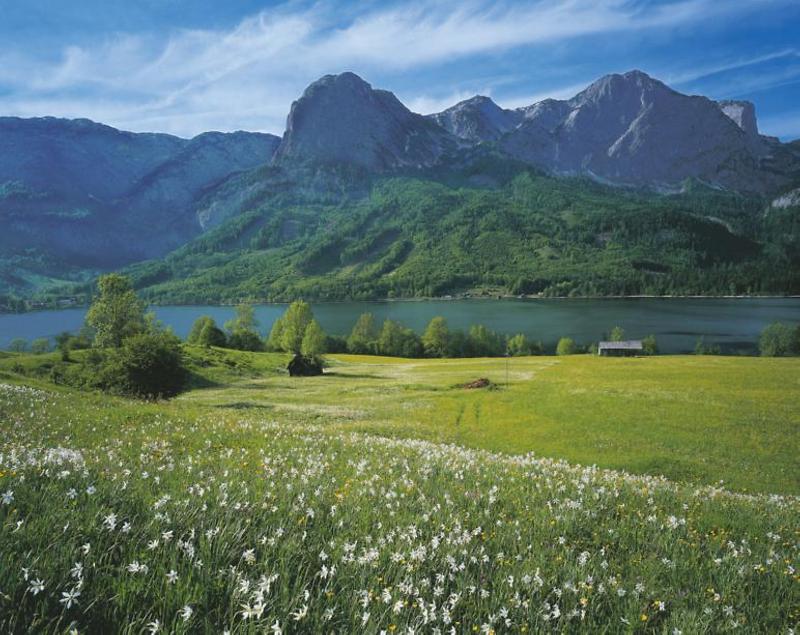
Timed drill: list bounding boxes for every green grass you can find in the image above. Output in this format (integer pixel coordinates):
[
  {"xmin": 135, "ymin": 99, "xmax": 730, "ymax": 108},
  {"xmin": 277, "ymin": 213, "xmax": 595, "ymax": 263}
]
[
  {"xmin": 176, "ymin": 351, "xmax": 800, "ymax": 495},
  {"xmin": 0, "ymin": 350, "xmax": 798, "ymax": 632}
]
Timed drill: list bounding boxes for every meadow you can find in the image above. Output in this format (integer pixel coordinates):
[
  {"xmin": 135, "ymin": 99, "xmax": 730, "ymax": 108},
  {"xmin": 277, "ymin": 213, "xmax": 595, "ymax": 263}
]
[{"xmin": 0, "ymin": 350, "xmax": 798, "ymax": 632}]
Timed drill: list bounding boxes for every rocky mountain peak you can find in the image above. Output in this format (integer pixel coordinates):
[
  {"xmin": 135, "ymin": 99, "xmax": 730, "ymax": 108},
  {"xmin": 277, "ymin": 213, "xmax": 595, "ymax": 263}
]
[
  {"xmin": 274, "ymin": 72, "xmax": 455, "ymax": 171},
  {"xmin": 428, "ymin": 95, "xmax": 521, "ymax": 142}
]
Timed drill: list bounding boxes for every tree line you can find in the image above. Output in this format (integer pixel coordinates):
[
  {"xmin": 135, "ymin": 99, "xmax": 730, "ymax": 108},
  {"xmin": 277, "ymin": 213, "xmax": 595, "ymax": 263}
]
[
  {"xmin": 5, "ymin": 274, "xmax": 799, "ymax": 402},
  {"xmin": 184, "ymin": 304, "xmax": 660, "ymax": 359}
]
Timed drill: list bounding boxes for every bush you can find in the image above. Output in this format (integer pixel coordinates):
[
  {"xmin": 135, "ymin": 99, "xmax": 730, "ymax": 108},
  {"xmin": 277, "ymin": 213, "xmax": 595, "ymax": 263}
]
[
  {"xmin": 31, "ymin": 338, "xmax": 50, "ymax": 354},
  {"xmin": 759, "ymin": 322, "xmax": 799, "ymax": 357},
  {"xmin": 197, "ymin": 321, "xmax": 227, "ymax": 348},
  {"xmin": 506, "ymin": 333, "xmax": 542, "ymax": 356},
  {"xmin": 103, "ymin": 332, "xmax": 187, "ymax": 398},
  {"xmin": 8, "ymin": 338, "xmax": 27, "ymax": 352},
  {"xmin": 556, "ymin": 337, "xmax": 577, "ymax": 355},
  {"xmin": 642, "ymin": 334, "xmax": 659, "ymax": 355},
  {"xmin": 54, "ymin": 333, "xmax": 186, "ymax": 399},
  {"xmin": 694, "ymin": 337, "xmax": 720, "ymax": 355},
  {"xmin": 227, "ymin": 330, "xmax": 264, "ymax": 352}
]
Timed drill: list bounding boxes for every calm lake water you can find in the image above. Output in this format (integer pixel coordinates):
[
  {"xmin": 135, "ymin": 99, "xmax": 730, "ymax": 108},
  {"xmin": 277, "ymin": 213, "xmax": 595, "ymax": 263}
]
[{"xmin": 1, "ymin": 298, "xmax": 799, "ymax": 354}]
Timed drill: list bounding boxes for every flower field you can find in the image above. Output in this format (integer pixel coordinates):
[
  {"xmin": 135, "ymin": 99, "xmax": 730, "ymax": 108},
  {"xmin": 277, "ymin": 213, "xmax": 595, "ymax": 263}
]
[{"xmin": 0, "ymin": 380, "xmax": 798, "ymax": 633}]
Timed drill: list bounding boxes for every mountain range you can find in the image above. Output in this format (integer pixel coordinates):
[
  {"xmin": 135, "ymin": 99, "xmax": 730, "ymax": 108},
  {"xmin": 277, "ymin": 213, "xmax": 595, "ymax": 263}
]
[{"xmin": 1, "ymin": 70, "xmax": 799, "ymax": 305}]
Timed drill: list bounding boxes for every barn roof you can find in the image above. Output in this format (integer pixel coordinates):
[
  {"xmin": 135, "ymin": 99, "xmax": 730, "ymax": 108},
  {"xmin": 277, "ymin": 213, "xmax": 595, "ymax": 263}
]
[{"xmin": 598, "ymin": 340, "xmax": 643, "ymax": 350}]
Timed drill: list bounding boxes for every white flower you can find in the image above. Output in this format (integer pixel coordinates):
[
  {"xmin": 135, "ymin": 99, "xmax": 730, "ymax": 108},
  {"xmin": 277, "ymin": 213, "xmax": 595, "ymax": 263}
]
[
  {"xmin": 28, "ymin": 578, "xmax": 45, "ymax": 595},
  {"xmin": 166, "ymin": 570, "xmax": 178, "ymax": 584},
  {"xmin": 146, "ymin": 620, "xmax": 161, "ymax": 634},
  {"xmin": 179, "ymin": 605, "xmax": 193, "ymax": 622},
  {"xmin": 291, "ymin": 604, "xmax": 308, "ymax": 621},
  {"xmin": 60, "ymin": 587, "xmax": 81, "ymax": 609},
  {"xmin": 103, "ymin": 513, "xmax": 117, "ymax": 530},
  {"xmin": 270, "ymin": 621, "xmax": 282, "ymax": 635},
  {"xmin": 81, "ymin": 543, "xmax": 91, "ymax": 555},
  {"xmin": 1, "ymin": 490, "xmax": 13, "ymax": 505}
]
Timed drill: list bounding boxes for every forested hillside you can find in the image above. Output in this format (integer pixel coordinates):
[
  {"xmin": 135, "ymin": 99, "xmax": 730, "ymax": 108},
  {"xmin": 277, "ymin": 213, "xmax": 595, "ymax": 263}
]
[{"xmin": 66, "ymin": 166, "xmax": 799, "ymax": 304}]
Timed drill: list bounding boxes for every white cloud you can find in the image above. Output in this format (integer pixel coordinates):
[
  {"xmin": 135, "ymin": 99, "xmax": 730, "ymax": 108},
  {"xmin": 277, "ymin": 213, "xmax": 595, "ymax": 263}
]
[{"xmin": 0, "ymin": 0, "xmax": 792, "ymax": 136}]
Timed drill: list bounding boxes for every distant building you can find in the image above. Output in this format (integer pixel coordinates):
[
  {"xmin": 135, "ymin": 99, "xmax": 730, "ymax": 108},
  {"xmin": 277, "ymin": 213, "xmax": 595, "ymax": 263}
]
[{"xmin": 598, "ymin": 340, "xmax": 643, "ymax": 357}]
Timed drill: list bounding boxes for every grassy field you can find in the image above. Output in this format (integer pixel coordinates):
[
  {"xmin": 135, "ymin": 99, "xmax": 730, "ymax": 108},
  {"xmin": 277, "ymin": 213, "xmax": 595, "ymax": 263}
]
[
  {"xmin": 0, "ymin": 349, "xmax": 798, "ymax": 632},
  {"xmin": 175, "ymin": 350, "xmax": 799, "ymax": 495}
]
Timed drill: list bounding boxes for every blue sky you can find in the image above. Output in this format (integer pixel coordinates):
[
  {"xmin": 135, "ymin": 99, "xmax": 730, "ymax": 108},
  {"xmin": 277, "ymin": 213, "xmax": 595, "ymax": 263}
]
[{"xmin": 1, "ymin": 0, "xmax": 799, "ymax": 139}]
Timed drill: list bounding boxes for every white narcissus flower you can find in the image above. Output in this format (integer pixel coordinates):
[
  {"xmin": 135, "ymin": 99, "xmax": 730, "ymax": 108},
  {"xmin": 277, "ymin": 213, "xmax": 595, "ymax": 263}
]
[
  {"xmin": 179, "ymin": 605, "xmax": 193, "ymax": 622},
  {"xmin": 59, "ymin": 587, "xmax": 81, "ymax": 609},
  {"xmin": 28, "ymin": 579, "xmax": 45, "ymax": 595}
]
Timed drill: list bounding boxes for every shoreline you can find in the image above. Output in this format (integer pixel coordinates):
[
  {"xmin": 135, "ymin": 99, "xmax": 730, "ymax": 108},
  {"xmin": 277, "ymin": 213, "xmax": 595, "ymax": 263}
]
[{"xmin": 3, "ymin": 293, "xmax": 800, "ymax": 315}]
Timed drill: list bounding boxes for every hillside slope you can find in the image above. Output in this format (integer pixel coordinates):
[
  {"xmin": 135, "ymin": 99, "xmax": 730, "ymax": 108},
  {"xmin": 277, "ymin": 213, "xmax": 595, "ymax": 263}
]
[
  {"xmin": 0, "ymin": 117, "xmax": 278, "ymax": 293},
  {"xmin": 99, "ymin": 163, "xmax": 800, "ymax": 305}
]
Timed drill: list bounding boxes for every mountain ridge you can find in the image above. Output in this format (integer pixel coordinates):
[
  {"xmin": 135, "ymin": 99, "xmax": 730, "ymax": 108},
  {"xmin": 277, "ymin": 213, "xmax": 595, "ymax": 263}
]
[{"xmin": 1, "ymin": 69, "xmax": 799, "ymax": 302}]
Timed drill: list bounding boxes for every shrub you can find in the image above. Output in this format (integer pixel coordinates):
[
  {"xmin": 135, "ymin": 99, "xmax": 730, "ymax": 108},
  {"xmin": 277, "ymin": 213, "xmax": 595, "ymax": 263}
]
[
  {"xmin": 556, "ymin": 337, "xmax": 577, "ymax": 355},
  {"xmin": 103, "ymin": 332, "xmax": 186, "ymax": 398},
  {"xmin": 642, "ymin": 334, "xmax": 659, "ymax": 355},
  {"xmin": 30, "ymin": 338, "xmax": 50, "ymax": 354},
  {"xmin": 197, "ymin": 321, "xmax": 227, "ymax": 348},
  {"xmin": 759, "ymin": 322, "xmax": 799, "ymax": 357},
  {"xmin": 506, "ymin": 333, "xmax": 541, "ymax": 356},
  {"xmin": 187, "ymin": 316, "xmax": 217, "ymax": 344},
  {"xmin": 8, "ymin": 338, "xmax": 27, "ymax": 352},
  {"xmin": 225, "ymin": 304, "xmax": 263, "ymax": 351},
  {"xmin": 227, "ymin": 330, "xmax": 264, "ymax": 352},
  {"xmin": 694, "ymin": 337, "xmax": 720, "ymax": 355}
]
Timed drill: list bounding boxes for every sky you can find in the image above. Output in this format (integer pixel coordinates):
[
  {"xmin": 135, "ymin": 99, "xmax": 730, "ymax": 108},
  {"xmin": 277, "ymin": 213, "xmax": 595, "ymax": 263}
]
[{"xmin": 0, "ymin": 0, "xmax": 799, "ymax": 140}]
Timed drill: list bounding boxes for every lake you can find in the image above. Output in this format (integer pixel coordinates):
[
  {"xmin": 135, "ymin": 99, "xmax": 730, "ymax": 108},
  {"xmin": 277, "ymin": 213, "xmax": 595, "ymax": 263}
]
[{"xmin": 1, "ymin": 298, "xmax": 799, "ymax": 354}]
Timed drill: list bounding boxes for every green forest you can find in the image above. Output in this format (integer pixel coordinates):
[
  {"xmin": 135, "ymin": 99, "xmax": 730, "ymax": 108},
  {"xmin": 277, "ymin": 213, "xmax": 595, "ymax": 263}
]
[{"xmin": 6, "ymin": 166, "xmax": 800, "ymax": 310}]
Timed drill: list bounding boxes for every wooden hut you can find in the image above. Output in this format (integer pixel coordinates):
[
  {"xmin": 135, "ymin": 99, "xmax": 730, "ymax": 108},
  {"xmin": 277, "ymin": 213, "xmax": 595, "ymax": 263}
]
[{"xmin": 597, "ymin": 340, "xmax": 643, "ymax": 357}]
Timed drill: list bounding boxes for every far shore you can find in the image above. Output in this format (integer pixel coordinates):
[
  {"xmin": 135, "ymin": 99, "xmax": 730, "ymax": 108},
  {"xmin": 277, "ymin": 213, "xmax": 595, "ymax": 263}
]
[{"xmin": 2, "ymin": 292, "xmax": 800, "ymax": 316}]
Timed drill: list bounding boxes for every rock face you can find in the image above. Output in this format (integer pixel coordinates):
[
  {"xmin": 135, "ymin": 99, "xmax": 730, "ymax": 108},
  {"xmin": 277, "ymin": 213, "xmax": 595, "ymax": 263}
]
[
  {"xmin": 274, "ymin": 72, "xmax": 456, "ymax": 171},
  {"xmin": 0, "ymin": 117, "xmax": 276, "ymax": 267},
  {"xmin": 496, "ymin": 71, "xmax": 775, "ymax": 191},
  {"xmin": 423, "ymin": 70, "xmax": 795, "ymax": 192},
  {"xmin": 717, "ymin": 100, "xmax": 759, "ymax": 138},
  {"xmin": 428, "ymin": 96, "xmax": 521, "ymax": 143},
  {"xmin": 125, "ymin": 130, "xmax": 280, "ymax": 234}
]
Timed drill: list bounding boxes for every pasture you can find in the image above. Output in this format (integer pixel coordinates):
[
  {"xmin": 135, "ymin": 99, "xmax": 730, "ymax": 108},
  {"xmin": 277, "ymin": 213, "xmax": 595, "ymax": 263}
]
[{"xmin": 0, "ymin": 350, "xmax": 798, "ymax": 632}]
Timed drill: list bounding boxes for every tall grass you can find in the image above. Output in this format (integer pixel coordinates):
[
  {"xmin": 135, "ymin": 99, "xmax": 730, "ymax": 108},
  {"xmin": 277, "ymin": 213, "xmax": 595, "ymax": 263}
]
[{"xmin": 1, "ymin": 383, "xmax": 797, "ymax": 632}]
